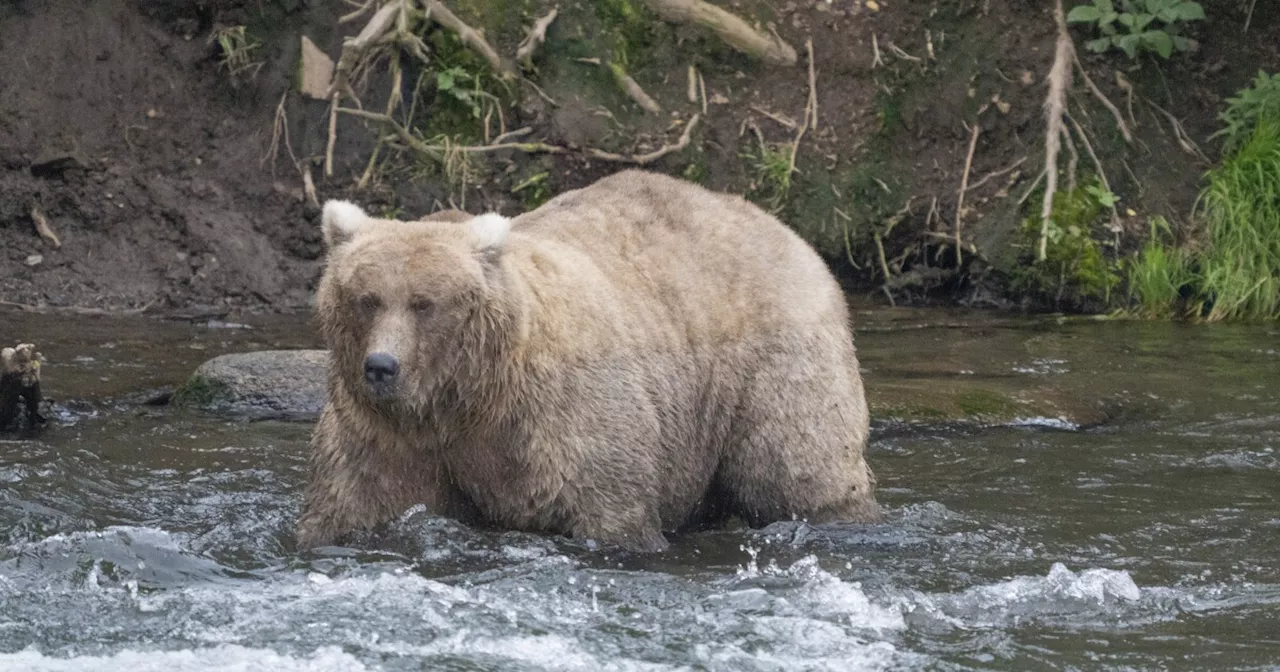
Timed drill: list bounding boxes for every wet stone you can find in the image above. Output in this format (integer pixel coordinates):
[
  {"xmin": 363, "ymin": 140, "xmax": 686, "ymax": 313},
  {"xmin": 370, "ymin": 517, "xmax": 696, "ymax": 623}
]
[{"xmin": 175, "ymin": 350, "xmax": 328, "ymax": 421}]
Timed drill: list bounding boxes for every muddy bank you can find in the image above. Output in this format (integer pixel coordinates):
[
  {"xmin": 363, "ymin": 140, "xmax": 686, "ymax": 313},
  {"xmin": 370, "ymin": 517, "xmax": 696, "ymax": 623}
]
[{"xmin": 0, "ymin": 0, "xmax": 1276, "ymax": 313}]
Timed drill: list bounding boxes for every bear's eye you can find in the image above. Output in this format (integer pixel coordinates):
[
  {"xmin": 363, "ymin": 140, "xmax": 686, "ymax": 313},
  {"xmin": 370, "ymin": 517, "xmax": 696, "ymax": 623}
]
[
  {"xmin": 410, "ymin": 297, "xmax": 436, "ymax": 316},
  {"xmin": 357, "ymin": 294, "xmax": 382, "ymax": 312}
]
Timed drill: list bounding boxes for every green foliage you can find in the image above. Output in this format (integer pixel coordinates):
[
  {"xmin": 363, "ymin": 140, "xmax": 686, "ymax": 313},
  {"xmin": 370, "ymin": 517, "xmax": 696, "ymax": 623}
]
[
  {"xmin": 1121, "ymin": 74, "xmax": 1280, "ymax": 322},
  {"xmin": 1191, "ymin": 117, "xmax": 1280, "ymax": 321},
  {"xmin": 511, "ymin": 171, "xmax": 553, "ymax": 209},
  {"xmin": 1211, "ymin": 70, "xmax": 1280, "ymax": 156},
  {"xmin": 1124, "ymin": 217, "xmax": 1198, "ymax": 318},
  {"xmin": 1011, "ymin": 180, "xmax": 1123, "ymax": 308},
  {"xmin": 1067, "ymin": 0, "xmax": 1204, "ymax": 59},
  {"xmin": 435, "ymin": 66, "xmax": 486, "ymax": 120},
  {"xmin": 209, "ymin": 26, "xmax": 264, "ymax": 82},
  {"xmin": 743, "ymin": 143, "xmax": 794, "ymax": 213}
]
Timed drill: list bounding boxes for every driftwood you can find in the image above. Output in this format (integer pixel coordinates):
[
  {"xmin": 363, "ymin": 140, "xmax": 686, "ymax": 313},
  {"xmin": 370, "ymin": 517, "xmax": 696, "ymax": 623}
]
[{"xmin": 1, "ymin": 343, "xmax": 46, "ymax": 431}]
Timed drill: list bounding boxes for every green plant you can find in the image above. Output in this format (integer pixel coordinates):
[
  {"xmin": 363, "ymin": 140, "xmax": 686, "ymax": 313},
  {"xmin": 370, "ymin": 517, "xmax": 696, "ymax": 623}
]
[
  {"xmin": 511, "ymin": 171, "xmax": 553, "ymax": 208},
  {"xmin": 436, "ymin": 66, "xmax": 485, "ymax": 120},
  {"xmin": 1191, "ymin": 117, "xmax": 1280, "ymax": 321},
  {"xmin": 1067, "ymin": 0, "xmax": 1205, "ymax": 59},
  {"xmin": 1125, "ymin": 216, "xmax": 1198, "ymax": 318},
  {"xmin": 1211, "ymin": 70, "xmax": 1280, "ymax": 156},
  {"xmin": 1011, "ymin": 179, "xmax": 1123, "ymax": 308},
  {"xmin": 209, "ymin": 26, "xmax": 264, "ymax": 81},
  {"xmin": 743, "ymin": 143, "xmax": 794, "ymax": 213}
]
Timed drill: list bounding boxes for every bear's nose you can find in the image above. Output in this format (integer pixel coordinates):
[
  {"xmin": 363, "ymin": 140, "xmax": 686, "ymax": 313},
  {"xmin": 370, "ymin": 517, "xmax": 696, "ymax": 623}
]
[{"xmin": 364, "ymin": 352, "xmax": 400, "ymax": 386}]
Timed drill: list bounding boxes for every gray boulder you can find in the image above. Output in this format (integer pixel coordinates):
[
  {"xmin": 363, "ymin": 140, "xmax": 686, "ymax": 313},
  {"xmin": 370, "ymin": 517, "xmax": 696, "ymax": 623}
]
[{"xmin": 174, "ymin": 350, "xmax": 329, "ymax": 421}]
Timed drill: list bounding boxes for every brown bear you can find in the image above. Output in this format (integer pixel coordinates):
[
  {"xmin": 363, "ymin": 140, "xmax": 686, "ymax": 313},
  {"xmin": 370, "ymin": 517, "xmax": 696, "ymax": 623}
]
[{"xmin": 295, "ymin": 169, "xmax": 881, "ymax": 552}]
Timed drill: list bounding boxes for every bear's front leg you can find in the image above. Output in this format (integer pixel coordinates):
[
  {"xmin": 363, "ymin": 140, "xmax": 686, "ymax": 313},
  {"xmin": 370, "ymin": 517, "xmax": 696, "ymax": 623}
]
[
  {"xmin": 295, "ymin": 403, "xmax": 465, "ymax": 550},
  {"xmin": 569, "ymin": 504, "xmax": 670, "ymax": 553}
]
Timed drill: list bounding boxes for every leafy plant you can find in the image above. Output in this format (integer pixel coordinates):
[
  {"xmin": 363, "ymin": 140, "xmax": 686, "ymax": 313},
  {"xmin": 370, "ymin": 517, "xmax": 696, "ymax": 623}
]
[
  {"xmin": 1211, "ymin": 70, "xmax": 1280, "ymax": 156},
  {"xmin": 436, "ymin": 66, "xmax": 485, "ymax": 119},
  {"xmin": 1067, "ymin": 0, "xmax": 1205, "ymax": 59},
  {"xmin": 1011, "ymin": 179, "xmax": 1123, "ymax": 309},
  {"xmin": 742, "ymin": 142, "xmax": 795, "ymax": 213}
]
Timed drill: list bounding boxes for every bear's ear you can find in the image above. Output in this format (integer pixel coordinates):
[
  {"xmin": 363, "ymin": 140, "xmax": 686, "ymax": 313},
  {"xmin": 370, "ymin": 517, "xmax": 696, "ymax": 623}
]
[
  {"xmin": 321, "ymin": 200, "xmax": 372, "ymax": 249},
  {"xmin": 467, "ymin": 213, "xmax": 511, "ymax": 255}
]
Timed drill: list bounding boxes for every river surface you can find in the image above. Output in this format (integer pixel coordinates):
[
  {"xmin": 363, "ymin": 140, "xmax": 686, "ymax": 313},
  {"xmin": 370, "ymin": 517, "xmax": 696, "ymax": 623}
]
[{"xmin": 1, "ymin": 307, "xmax": 1278, "ymax": 671}]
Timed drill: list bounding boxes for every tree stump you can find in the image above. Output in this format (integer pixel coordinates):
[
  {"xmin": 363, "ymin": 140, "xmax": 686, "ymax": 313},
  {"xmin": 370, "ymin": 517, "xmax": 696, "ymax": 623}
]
[{"xmin": 1, "ymin": 343, "xmax": 46, "ymax": 431}]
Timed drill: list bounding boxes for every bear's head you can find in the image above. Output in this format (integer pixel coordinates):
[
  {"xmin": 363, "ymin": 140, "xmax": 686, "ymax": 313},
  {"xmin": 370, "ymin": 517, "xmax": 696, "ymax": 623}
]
[{"xmin": 316, "ymin": 200, "xmax": 516, "ymax": 410}]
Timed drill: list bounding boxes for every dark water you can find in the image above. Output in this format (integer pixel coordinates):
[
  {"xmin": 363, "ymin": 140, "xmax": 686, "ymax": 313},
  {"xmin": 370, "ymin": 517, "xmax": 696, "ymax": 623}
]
[{"xmin": 1, "ymin": 308, "xmax": 1278, "ymax": 671}]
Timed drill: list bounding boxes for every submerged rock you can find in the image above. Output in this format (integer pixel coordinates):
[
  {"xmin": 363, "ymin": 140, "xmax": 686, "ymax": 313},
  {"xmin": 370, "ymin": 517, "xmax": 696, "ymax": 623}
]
[{"xmin": 174, "ymin": 350, "xmax": 328, "ymax": 421}]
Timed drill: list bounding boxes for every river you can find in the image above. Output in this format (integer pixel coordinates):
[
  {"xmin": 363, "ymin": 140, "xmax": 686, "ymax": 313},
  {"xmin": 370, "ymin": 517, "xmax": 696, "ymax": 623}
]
[{"xmin": 1, "ymin": 307, "xmax": 1277, "ymax": 670}]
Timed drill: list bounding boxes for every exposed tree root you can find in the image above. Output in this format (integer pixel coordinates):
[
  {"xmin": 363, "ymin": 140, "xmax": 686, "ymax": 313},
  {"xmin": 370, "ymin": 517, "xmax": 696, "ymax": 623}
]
[
  {"xmin": 588, "ymin": 114, "xmax": 701, "ymax": 165},
  {"xmin": 1072, "ymin": 52, "xmax": 1132, "ymax": 144},
  {"xmin": 423, "ymin": 1, "xmax": 514, "ymax": 78},
  {"xmin": 1037, "ymin": 0, "xmax": 1073, "ymax": 263},
  {"xmin": 517, "ymin": 7, "xmax": 558, "ymax": 70},
  {"xmin": 1066, "ymin": 113, "xmax": 1121, "ymax": 232},
  {"xmin": 609, "ymin": 62, "xmax": 662, "ymax": 114},
  {"xmin": 954, "ymin": 121, "xmax": 981, "ymax": 266},
  {"xmin": 640, "ymin": 0, "xmax": 797, "ymax": 66}
]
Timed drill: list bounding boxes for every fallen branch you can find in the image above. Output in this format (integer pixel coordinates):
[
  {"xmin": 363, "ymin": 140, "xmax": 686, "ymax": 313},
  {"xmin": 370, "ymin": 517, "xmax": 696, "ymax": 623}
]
[
  {"xmin": 641, "ymin": 0, "xmax": 797, "ymax": 66},
  {"xmin": 588, "ymin": 114, "xmax": 701, "ymax": 165},
  {"xmin": 517, "ymin": 7, "xmax": 558, "ymax": 69},
  {"xmin": 30, "ymin": 206, "xmax": 60, "ymax": 249},
  {"xmin": 1038, "ymin": 0, "xmax": 1073, "ymax": 263}
]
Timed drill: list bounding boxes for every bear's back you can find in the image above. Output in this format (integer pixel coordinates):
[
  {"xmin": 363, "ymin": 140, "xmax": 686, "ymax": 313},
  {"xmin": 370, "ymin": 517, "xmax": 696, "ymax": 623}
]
[{"xmin": 508, "ymin": 170, "xmax": 848, "ymax": 343}]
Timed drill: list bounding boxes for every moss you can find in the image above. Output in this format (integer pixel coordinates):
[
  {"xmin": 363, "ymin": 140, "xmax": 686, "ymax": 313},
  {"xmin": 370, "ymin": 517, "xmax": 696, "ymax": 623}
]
[
  {"xmin": 171, "ymin": 375, "xmax": 231, "ymax": 409},
  {"xmin": 954, "ymin": 389, "xmax": 1023, "ymax": 418}
]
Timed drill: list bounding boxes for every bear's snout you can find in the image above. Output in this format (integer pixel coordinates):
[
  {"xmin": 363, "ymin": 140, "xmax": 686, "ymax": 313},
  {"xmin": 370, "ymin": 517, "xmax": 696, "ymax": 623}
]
[{"xmin": 364, "ymin": 352, "xmax": 401, "ymax": 395}]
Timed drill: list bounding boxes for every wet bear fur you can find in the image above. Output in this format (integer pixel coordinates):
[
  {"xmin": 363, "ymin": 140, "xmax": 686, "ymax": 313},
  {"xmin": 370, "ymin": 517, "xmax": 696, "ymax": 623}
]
[{"xmin": 295, "ymin": 169, "xmax": 881, "ymax": 552}]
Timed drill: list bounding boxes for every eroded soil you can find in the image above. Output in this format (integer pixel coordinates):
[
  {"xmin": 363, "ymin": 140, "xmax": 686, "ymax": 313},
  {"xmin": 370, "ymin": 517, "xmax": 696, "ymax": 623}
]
[{"xmin": 0, "ymin": 0, "xmax": 1276, "ymax": 313}]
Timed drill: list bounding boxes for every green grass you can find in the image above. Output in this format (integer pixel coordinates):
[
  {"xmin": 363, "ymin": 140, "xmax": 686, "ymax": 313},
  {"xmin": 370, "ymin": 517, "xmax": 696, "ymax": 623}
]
[
  {"xmin": 1124, "ymin": 217, "xmax": 1197, "ymax": 318},
  {"xmin": 1191, "ymin": 117, "xmax": 1280, "ymax": 321}
]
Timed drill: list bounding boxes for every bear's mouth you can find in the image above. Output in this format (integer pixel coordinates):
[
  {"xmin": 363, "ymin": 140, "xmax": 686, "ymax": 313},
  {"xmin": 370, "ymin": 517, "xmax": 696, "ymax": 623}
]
[{"xmin": 366, "ymin": 379, "xmax": 398, "ymax": 399}]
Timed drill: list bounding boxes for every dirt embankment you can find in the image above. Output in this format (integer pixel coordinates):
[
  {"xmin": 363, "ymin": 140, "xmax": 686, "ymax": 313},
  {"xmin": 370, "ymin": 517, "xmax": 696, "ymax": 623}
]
[{"xmin": 0, "ymin": 0, "xmax": 1275, "ymax": 314}]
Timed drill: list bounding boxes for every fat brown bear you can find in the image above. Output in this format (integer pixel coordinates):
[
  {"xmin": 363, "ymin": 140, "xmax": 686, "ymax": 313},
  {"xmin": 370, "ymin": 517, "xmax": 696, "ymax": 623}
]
[{"xmin": 295, "ymin": 169, "xmax": 881, "ymax": 552}]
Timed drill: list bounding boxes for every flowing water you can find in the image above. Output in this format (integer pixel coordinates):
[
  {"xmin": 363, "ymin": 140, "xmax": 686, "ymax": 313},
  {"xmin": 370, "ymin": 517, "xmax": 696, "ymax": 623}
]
[{"xmin": 1, "ymin": 307, "xmax": 1278, "ymax": 671}]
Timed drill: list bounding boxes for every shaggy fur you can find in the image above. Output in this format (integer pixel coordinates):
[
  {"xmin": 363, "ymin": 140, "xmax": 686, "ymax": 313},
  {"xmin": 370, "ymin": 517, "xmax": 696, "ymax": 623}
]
[{"xmin": 296, "ymin": 169, "xmax": 881, "ymax": 552}]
